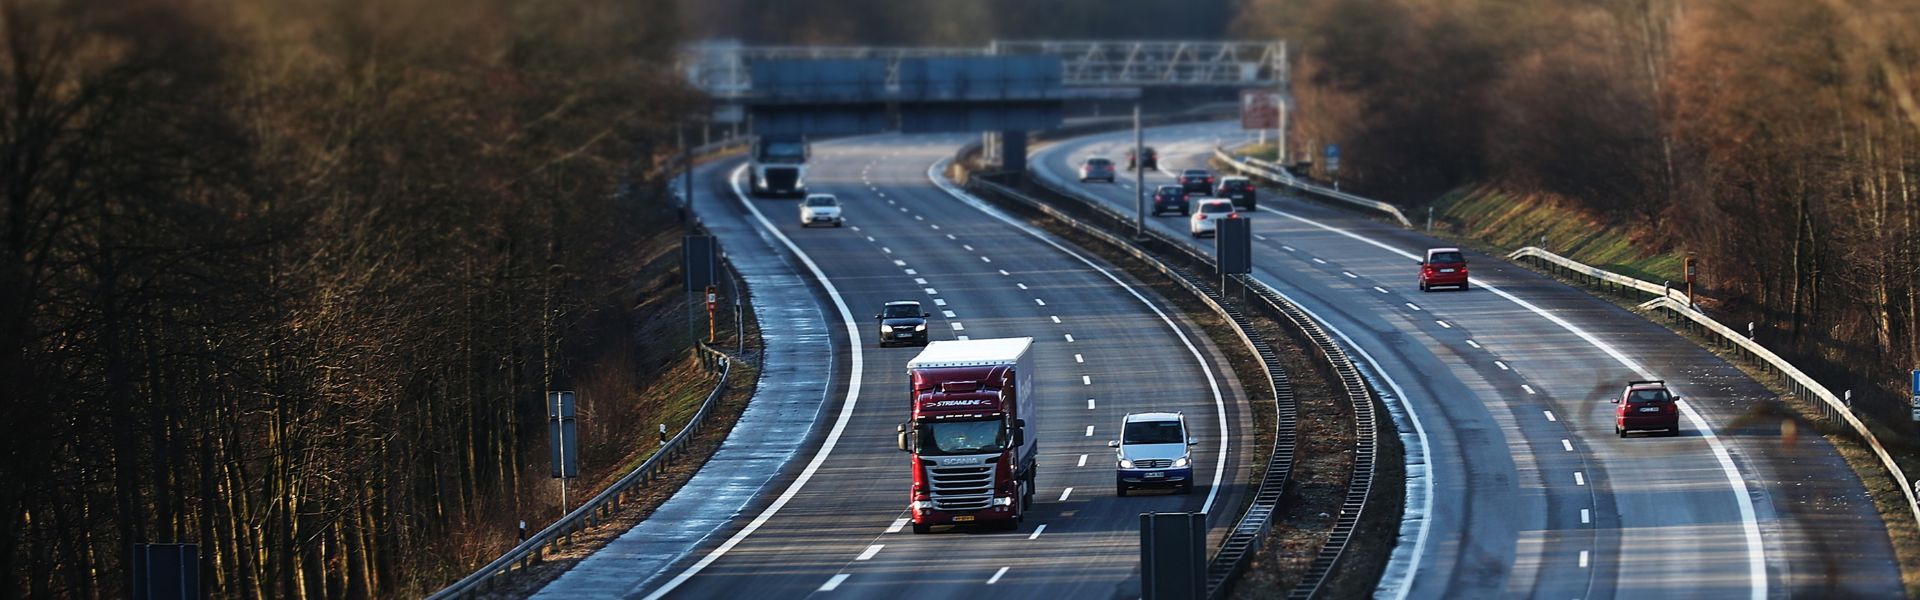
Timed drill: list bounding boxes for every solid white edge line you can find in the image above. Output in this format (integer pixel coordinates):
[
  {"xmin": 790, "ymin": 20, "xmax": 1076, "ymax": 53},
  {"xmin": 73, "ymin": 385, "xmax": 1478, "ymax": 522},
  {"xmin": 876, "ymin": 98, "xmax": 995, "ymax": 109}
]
[
  {"xmin": 642, "ymin": 163, "xmax": 868, "ymax": 600},
  {"xmin": 930, "ymin": 158, "xmax": 1231, "ymax": 515},
  {"xmin": 1254, "ymin": 201, "xmax": 1766, "ymax": 598}
]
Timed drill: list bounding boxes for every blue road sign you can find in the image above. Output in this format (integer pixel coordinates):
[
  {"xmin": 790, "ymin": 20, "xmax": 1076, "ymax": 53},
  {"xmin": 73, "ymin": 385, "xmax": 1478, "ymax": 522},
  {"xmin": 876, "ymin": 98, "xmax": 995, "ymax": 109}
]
[
  {"xmin": 1910, "ymin": 370, "xmax": 1920, "ymax": 421},
  {"xmin": 1325, "ymin": 144, "xmax": 1340, "ymax": 159}
]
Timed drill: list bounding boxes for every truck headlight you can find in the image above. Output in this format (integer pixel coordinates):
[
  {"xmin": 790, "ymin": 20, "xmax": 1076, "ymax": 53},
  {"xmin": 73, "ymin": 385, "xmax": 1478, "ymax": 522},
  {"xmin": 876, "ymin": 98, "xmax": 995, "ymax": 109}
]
[
  {"xmin": 912, "ymin": 501, "xmax": 934, "ymax": 510},
  {"xmin": 914, "ymin": 324, "xmax": 927, "ymax": 332},
  {"xmin": 880, "ymin": 325, "xmax": 893, "ymax": 333},
  {"xmin": 991, "ymin": 496, "xmax": 1014, "ymax": 507},
  {"xmin": 1118, "ymin": 458, "xmax": 1135, "ymax": 469},
  {"xmin": 1172, "ymin": 457, "xmax": 1190, "ymax": 468}
]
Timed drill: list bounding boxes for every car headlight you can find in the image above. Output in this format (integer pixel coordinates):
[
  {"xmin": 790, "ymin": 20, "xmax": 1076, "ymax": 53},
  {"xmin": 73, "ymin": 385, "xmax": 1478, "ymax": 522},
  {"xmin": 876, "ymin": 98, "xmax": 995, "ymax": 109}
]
[
  {"xmin": 1118, "ymin": 458, "xmax": 1135, "ymax": 469},
  {"xmin": 914, "ymin": 323, "xmax": 927, "ymax": 332},
  {"xmin": 1172, "ymin": 457, "xmax": 1190, "ymax": 468},
  {"xmin": 880, "ymin": 325, "xmax": 893, "ymax": 333}
]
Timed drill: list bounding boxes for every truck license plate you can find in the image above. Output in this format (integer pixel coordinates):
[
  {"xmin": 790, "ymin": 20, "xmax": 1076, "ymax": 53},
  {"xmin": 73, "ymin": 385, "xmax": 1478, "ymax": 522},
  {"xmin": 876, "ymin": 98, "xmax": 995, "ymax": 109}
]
[
  {"xmin": 1145, "ymin": 472, "xmax": 1165, "ymax": 479},
  {"xmin": 952, "ymin": 515, "xmax": 975, "ymax": 522}
]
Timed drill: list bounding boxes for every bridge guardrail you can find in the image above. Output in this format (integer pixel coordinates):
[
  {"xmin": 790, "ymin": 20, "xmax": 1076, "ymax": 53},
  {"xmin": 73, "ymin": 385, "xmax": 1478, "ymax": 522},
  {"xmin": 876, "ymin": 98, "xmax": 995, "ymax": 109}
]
[
  {"xmin": 1211, "ymin": 148, "xmax": 1415, "ymax": 229},
  {"xmin": 1507, "ymin": 246, "xmax": 1920, "ymax": 534},
  {"xmin": 427, "ymin": 335, "xmax": 738, "ymax": 598}
]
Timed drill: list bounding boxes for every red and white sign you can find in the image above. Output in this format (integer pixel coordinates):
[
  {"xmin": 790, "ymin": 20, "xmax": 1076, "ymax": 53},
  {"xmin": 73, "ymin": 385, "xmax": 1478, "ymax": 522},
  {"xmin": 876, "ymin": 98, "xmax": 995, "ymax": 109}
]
[{"xmin": 1241, "ymin": 90, "xmax": 1280, "ymax": 130}]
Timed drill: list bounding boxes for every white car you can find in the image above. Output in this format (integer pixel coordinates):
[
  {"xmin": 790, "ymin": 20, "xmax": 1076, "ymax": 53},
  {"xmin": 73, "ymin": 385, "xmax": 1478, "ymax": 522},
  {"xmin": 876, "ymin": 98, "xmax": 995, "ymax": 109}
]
[
  {"xmin": 1108, "ymin": 411, "xmax": 1197, "ymax": 496},
  {"xmin": 1189, "ymin": 199, "xmax": 1239, "ymax": 237},
  {"xmin": 799, "ymin": 194, "xmax": 843, "ymax": 227}
]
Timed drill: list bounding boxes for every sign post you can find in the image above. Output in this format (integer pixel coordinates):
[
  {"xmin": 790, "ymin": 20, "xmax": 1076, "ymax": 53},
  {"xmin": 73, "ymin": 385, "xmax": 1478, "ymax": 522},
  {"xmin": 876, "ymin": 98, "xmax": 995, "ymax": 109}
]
[
  {"xmin": 1909, "ymin": 370, "xmax": 1920, "ymax": 422},
  {"xmin": 548, "ymin": 391, "xmax": 579, "ymax": 513},
  {"xmin": 1684, "ymin": 256, "xmax": 1698, "ymax": 306},
  {"xmin": 706, "ymin": 284, "xmax": 720, "ymax": 343}
]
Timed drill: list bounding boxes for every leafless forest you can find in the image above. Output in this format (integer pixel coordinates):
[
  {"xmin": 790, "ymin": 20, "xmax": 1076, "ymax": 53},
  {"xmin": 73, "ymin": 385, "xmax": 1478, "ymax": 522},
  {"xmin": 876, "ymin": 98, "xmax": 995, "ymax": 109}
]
[
  {"xmin": 1, "ymin": 0, "xmax": 698, "ymax": 596},
  {"xmin": 1245, "ymin": 0, "xmax": 1920, "ymax": 429}
]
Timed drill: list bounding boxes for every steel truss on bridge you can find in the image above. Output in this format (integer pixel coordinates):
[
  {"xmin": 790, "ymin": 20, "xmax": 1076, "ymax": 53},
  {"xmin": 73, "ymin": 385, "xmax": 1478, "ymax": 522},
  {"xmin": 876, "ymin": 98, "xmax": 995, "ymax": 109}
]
[{"xmin": 684, "ymin": 39, "xmax": 1287, "ymax": 99}]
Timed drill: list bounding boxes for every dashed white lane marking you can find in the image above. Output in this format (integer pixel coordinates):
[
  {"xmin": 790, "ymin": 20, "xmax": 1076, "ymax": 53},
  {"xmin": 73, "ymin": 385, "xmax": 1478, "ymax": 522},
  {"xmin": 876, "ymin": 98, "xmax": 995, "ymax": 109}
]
[
  {"xmin": 1579, "ymin": 550, "xmax": 1590, "ymax": 568},
  {"xmin": 963, "ymin": 244, "xmax": 975, "ymax": 251},
  {"xmin": 933, "ymin": 299, "xmax": 947, "ymax": 306},
  {"xmin": 999, "ymin": 269, "xmax": 1011, "ymax": 276},
  {"xmin": 866, "ymin": 236, "xmax": 876, "ymax": 242},
  {"xmin": 1406, "ymin": 303, "xmax": 1422, "ymax": 311},
  {"xmin": 924, "ymin": 288, "xmax": 938, "ymax": 295},
  {"xmin": 1074, "ymin": 354, "xmax": 1084, "ymax": 363},
  {"xmin": 1282, "ymin": 245, "xmax": 1296, "ymax": 251},
  {"xmin": 887, "ymin": 518, "xmax": 909, "ymax": 533},
  {"xmin": 1374, "ymin": 286, "xmax": 1390, "ymax": 294},
  {"xmin": 1084, "ymin": 426, "xmax": 1094, "ymax": 436},
  {"xmin": 898, "ymin": 207, "xmax": 908, "ymax": 213},
  {"xmin": 1017, "ymin": 283, "xmax": 1029, "ymax": 290},
  {"xmin": 1051, "ymin": 316, "xmax": 1061, "ymax": 324},
  {"xmin": 1035, "ymin": 298, "xmax": 1047, "ymax": 306},
  {"xmin": 1087, "ymin": 399, "xmax": 1096, "ymax": 409},
  {"xmin": 904, "ymin": 269, "xmax": 917, "ymax": 275},
  {"xmin": 957, "ymin": 335, "xmax": 969, "ymax": 340},
  {"xmin": 988, "ymin": 567, "xmax": 1010, "ymax": 585},
  {"xmin": 946, "ymin": 234, "xmax": 958, "ymax": 240},
  {"xmin": 951, "ymin": 323, "xmax": 965, "ymax": 331},
  {"xmin": 1312, "ymin": 257, "xmax": 1328, "ymax": 264},
  {"xmin": 856, "ymin": 545, "xmax": 883, "ymax": 561},
  {"xmin": 820, "ymin": 574, "xmax": 850, "ymax": 591},
  {"xmin": 1495, "ymin": 361, "xmax": 1509, "ymax": 370},
  {"xmin": 915, "ymin": 215, "xmax": 925, "ymax": 221},
  {"xmin": 1581, "ymin": 509, "xmax": 1591, "ymax": 524},
  {"xmin": 942, "ymin": 310, "xmax": 956, "ymax": 318},
  {"xmin": 1065, "ymin": 334, "xmax": 1075, "ymax": 342},
  {"xmin": 1343, "ymin": 271, "xmax": 1358, "ymax": 278},
  {"xmin": 1082, "ymin": 375, "xmax": 1092, "ymax": 385},
  {"xmin": 851, "ymin": 226, "xmax": 862, "ymax": 232},
  {"xmin": 1437, "ymin": 321, "xmax": 1452, "ymax": 329},
  {"xmin": 1028, "ymin": 525, "xmax": 1047, "ymax": 540},
  {"xmin": 893, "ymin": 260, "xmax": 907, "ymax": 267},
  {"xmin": 981, "ymin": 256, "xmax": 992, "ymax": 263},
  {"xmin": 881, "ymin": 247, "xmax": 893, "ymax": 254},
  {"xmin": 1522, "ymin": 384, "xmax": 1538, "ymax": 395},
  {"xmin": 1561, "ymin": 439, "xmax": 1573, "ymax": 452},
  {"xmin": 1544, "ymin": 410, "xmax": 1557, "ymax": 421},
  {"xmin": 1254, "ymin": 234, "xmax": 1269, "ymax": 241},
  {"xmin": 1059, "ymin": 488, "xmax": 1074, "ymax": 501},
  {"xmin": 1078, "ymin": 454, "xmax": 1088, "ymax": 466},
  {"xmin": 1574, "ymin": 472, "xmax": 1586, "ymax": 486},
  {"xmin": 914, "ymin": 278, "xmax": 928, "ymax": 285},
  {"xmin": 930, "ymin": 224, "xmax": 940, "ymax": 230},
  {"xmin": 1466, "ymin": 339, "xmax": 1482, "ymax": 349}
]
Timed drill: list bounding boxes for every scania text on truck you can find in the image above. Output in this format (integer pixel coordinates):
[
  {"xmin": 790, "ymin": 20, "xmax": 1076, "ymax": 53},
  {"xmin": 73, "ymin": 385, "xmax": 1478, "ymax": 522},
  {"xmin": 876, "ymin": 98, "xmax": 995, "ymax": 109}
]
[
  {"xmin": 749, "ymin": 134, "xmax": 808, "ymax": 197},
  {"xmin": 896, "ymin": 337, "xmax": 1037, "ymax": 533}
]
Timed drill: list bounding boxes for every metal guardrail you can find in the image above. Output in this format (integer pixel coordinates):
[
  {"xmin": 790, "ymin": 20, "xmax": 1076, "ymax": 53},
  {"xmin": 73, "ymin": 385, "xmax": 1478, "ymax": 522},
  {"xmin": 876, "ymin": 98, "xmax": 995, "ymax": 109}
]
[
  {"xmin": 1211, "ymin": 148, "xmax": 1415, "ymax": 229},
  {"xmin": 428, "ymin": 341, "xmax": 736, "ymax": 599},
  {"xmin": 1508, "ymin": 246, "xmax": 1920, "ymax": 534},
  {"xmin": 998, "ymin": 167, "xmax": 1385, "ymax": 598}
]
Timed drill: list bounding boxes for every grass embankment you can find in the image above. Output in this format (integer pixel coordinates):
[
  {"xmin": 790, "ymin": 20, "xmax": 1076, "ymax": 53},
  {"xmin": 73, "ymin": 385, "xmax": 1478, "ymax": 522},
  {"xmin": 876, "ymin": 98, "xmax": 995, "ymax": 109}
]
[{"xmin": 1421, "ymin": 183, "xmax": 1920, "ymax": 597}]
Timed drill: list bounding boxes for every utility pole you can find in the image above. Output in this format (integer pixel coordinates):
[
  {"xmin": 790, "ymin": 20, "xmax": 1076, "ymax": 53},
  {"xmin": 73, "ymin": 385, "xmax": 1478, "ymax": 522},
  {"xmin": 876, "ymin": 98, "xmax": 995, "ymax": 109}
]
[
  {"xmin": 1134, "ymin": 103, "xmax": 1146, "ymax": 240},
  {"xmin": 681, "ymin": 125, "xmax": 694, "ymax": 218}
]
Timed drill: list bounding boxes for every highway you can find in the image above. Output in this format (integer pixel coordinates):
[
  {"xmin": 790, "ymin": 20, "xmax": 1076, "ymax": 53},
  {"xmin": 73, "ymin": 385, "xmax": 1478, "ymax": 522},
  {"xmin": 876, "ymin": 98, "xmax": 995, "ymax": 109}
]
[
  {"xmin": 1033, "ymin": 121, "xmax": 1903, "ymax": 598},
  {"xmin": 537, "ymin": 134, "xmax": 1256, "ymax": 598}
]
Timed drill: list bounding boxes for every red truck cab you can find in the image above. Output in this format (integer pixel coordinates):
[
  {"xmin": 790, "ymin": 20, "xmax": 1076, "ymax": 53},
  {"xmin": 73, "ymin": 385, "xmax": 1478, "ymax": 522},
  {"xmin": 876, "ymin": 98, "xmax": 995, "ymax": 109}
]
[{"xmin": 898, "ymin": 338, "xmax": 1036, "ymax": 533}]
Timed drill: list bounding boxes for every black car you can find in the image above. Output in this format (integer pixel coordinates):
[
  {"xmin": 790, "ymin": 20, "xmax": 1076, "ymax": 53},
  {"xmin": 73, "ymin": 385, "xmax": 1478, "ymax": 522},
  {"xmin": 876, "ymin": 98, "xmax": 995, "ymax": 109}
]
[
  {"xmin": 1214, "ymin": 177, "xmax": 1257, "ymax": 210},
  {"xmin": 1151, "ymin": 185, "xmax": 1190, "ymax": 216},
  {"xmin": 1127, "ymin": 147, "xmax": 1158, "ymax": 171},
  {"xmin": 1178, "ymin": 169, "xmax": 1214, "ymax": 194},
  {"xmin": 876, "ymin": 301, "xmax": 930, "ymax": 347}
]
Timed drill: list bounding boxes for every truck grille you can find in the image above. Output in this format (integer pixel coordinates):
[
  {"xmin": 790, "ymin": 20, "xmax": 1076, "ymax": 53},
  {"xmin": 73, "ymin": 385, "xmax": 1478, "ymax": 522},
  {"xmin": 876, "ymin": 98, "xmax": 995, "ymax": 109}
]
[
  {"xmin": 1133, "ymin": 459, "xmax": 1173, "ymax": 469},
  {"xmin": 926, "ymin": 464, "xmax": 995, "ymax": 511},
  {"xmin": 764, "ymin": 168, "xmax": 799, "ymax": 189}
]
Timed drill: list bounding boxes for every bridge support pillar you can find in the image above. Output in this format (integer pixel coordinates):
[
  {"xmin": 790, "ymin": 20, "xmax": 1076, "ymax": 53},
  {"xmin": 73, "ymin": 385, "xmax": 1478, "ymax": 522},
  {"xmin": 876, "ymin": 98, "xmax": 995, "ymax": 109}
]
[{"xmin": 998, "ymin": 130, "xmax": 1028, "ymax": 173}]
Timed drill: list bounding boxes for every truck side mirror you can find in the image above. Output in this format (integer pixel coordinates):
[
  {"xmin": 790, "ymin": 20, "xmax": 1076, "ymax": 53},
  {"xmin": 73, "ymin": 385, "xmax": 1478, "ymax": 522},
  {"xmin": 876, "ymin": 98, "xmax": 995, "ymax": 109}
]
[
  {"xmin": 1107, "ymin": 440, "xmax": 1120, "ymax": 449},
  {"xmin": 895, "ymin": 423, "xmax": 913, "ymax": 453},
  {"xmin": 874, "ymin": 314, "xmax": 882, "ymax": 320},
  {"xmin": 1187, "ymin": 437, "xmax": 1199, "ymax": 446}
]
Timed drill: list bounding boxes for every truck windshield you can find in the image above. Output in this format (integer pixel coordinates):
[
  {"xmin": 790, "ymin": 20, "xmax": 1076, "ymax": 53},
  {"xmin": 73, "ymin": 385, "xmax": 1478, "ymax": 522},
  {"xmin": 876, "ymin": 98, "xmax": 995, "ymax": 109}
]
[
  {"xmin": 760, "ymin": 142, "xmax": 806, "ymax": 162},
  {"xmin": 919, "ymin": 419, "xmax": 1006, "ymax": 455}
]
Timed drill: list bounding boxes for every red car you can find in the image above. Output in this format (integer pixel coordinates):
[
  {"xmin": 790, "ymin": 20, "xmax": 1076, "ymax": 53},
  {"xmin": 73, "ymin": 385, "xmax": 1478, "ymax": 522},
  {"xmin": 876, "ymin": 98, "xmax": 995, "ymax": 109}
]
[
  {"xmin": 1613, "ymin": 380, "xmax": 1681, "ymax": 437},
  {"xmin": 1417, "ymin": 247, "xmax": 1469, "ymax": 291}
]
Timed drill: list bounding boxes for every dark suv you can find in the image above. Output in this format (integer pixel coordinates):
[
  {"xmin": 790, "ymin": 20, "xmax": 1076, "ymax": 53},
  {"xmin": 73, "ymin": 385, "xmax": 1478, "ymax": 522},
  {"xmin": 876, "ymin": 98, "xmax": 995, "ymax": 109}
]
[
  {"xmin": 1214, "ymin": 177, "xmax": 1257, "ymax": 210},
  {"xmin": 1151, "ymin": 185, "xmax": 1190, "ymax": 216},
  {"xmin": 1127, "ymin": 147, "xmax": 1158, "ymax": 170},
  {"xmin": 875, "ymin": 301, "xmax": 930, "ymax": 347},
  {"xmin": 1178, "ymin": 169, "xmax": 1214, "ymax": 194}
]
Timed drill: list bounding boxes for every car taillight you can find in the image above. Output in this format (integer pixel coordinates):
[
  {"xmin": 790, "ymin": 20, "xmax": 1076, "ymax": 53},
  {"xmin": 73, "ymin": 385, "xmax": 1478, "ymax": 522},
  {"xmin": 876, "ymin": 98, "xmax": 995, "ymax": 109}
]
[
  {"xmin": 1228, "ymin": 213, "xmax": 1241, "ymax": 219},
  {"xmin": 1197, "ymin": 214, "xmax": 1207, "ymax": 220}
]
